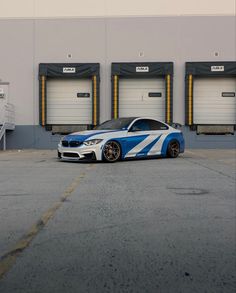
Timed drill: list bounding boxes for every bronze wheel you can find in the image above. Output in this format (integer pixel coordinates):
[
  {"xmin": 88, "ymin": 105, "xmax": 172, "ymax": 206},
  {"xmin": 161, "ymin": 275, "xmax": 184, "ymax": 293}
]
[
  {"xmin": 103, "ymin": 141, "xmax": 121, "ymax": 162},
  {"xmin": 167, "ymin": 140, "xmax": 180, "ymax": 158}
]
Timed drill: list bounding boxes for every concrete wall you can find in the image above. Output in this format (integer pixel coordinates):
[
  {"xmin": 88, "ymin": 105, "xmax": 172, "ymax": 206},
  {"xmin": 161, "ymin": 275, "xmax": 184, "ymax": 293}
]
[{"xmin": 0, "ymin": 15, "xmax": 235, "ymax": 149}]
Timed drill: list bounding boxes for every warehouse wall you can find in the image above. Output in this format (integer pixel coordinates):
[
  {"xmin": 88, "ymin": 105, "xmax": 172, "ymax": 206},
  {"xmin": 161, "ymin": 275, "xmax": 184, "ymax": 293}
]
[
  {"xmin": 0, "ymin": 0, "xmax": 235, "ymax": 18},
  {"xmin": 0, "ymin": 15, "xmax": 235, "ymax": 148}
]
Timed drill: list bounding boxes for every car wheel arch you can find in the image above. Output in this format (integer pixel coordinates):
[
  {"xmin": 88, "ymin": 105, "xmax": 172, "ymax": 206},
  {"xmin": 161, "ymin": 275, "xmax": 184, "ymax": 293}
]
[
  {"xmin": 166, "ymin": 139, "xmax": 180, "ymax": 158},
  {"xmin": 102, "ymin": 139, "xmax": 123, "ymax": 162}
]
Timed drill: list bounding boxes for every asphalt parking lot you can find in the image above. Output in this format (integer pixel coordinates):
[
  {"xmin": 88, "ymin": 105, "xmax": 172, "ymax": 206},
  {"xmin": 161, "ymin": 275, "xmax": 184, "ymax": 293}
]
[{"xmin": 0, "ymin": 149, "xmax": 235, "ymax": 293}]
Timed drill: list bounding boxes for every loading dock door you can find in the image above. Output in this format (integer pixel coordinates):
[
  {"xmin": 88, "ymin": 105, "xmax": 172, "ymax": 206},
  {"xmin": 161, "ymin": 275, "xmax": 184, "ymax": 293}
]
[
  {"xmin": 119, "ymin": 78, "xmax": 165, "ymax": 120},
  {"xmin": 193, "ymin": 78, "xmax": 236, "ymax": 125},
  {"xmin": 47, "ymin": 79, "xmax": 92, "ymax": 125}
]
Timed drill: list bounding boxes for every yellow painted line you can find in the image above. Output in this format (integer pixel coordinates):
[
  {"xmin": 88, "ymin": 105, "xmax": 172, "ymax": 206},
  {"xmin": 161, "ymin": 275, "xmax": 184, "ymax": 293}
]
[
  {"xmin": 41, "ymin": 76, "xmax": 46, "ymax": 127},
  {"xmin": 93, "ymin": 75, "xmax": 97, "ymax": 126},
  {"xmin": 0, "ymin": 171, "xmax": 91, "ymax": 279},
  {"xmin": 114, "ymin": 75, "xmax": 118, "ymax": 119},
  {"xmin": 166, "ymin": 74, "xmax": 171, "ymax": 124},
  {"xmin": 188, "ymin": 74, "xmax": 193, "ymax": 125}
]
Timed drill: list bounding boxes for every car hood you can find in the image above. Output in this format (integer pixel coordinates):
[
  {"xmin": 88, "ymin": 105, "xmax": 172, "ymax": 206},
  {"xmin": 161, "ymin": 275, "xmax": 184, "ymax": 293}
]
[{"xmin": 62, "ymin": 129, "xmax": 126, "ymax": 142}]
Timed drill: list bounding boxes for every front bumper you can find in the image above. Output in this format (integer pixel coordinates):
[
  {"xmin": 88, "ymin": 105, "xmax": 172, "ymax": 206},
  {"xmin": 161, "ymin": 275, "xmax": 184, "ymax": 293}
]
[{"xmin": 58, "ymin": 143, "xmax": 103, "ymax": 161}]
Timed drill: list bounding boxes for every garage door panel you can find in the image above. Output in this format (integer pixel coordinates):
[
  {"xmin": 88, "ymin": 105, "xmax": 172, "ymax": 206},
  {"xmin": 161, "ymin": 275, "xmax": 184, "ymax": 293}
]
[
  {"xmin": 194, "ymin": 92, "xmax": 235, "ymax": 98},
  {"xmin": 47, "ymin": 101, "xmax": 91, "ymax": 106},
  {"xmin": 119, "ymin": 103, "xmax": 165, "ymax": 107},
  {"xmin": 48, "ymin": 118, "xmax": 90, "ymax": 124},
  {"xmin": 194, "ymin": 103, "xmax": 235, "ymax": 108},
  {"xmin": 120, "ymin": 79, "xmax": 165, "ymax": 88},
  {"xmin": 119, "ymin": 101, "xmax": 164, "ymax": 106},
  {"xmin": 120, "ymin": 108, "xmax": 164, "ymax": 118},
  {"xmin": 194, "ymin": 93, "xmax": 235, "ymax": 99},
  {"xmin": 119, "ymin": 93, "xmax": 160, "ymax": 99},
  {"xmin": 193, "ymin": 78, "xmax": 236, "ymax": 124},
  {"xmin": 48, "ymin": 114, "xmax": 91, "ymax": 124},
  {"xmin": 47, "ymin": 106, "xmax": 91, "ymax": 111},
  {"xmin": 119, "ymin": 78, "xmax": 165, "ymax": 120},
  {"xmin": 47, "ymin": 79, "xmax": 92, "ymax": 125}
]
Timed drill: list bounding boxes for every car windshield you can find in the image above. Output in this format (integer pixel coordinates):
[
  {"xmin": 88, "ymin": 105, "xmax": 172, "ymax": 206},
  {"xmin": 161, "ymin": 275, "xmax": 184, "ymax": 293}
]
[{"xmin": 95, "ymin": 118, "xmax": 136, "ymax": 130}]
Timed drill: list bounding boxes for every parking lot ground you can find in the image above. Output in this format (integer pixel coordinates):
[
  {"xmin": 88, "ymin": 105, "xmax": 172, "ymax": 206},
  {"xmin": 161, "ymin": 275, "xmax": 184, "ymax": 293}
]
[{"xmin": 0, "ymin": 149, "xmax": 235, "ymax": 293}]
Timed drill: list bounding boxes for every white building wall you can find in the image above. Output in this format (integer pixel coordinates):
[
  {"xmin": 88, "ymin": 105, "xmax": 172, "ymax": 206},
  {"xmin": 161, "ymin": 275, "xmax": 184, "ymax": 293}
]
[
  {"xmin": 0, "ymin": 0, "xmax": 235, "ymax": 18},
  {"xmin": 0, "ymin": 0, "xmax": 235, "ymax": 148},
  {"xmin": 0, "ymin": 16, "xmax": 235, "ymax": 126}
]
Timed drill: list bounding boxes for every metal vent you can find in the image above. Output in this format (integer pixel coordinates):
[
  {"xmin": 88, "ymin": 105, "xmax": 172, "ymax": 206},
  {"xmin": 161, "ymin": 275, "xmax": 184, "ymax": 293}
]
[{"xmin": 63, "ymin": 152, "xmax": 79, "ymax": 158}]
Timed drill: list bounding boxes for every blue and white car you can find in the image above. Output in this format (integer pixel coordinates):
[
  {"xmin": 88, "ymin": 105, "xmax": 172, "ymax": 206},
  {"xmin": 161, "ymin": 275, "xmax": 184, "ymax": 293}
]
[{"xmin": 58, "ymin": 117, "xmax": 185, "ymax": 162}]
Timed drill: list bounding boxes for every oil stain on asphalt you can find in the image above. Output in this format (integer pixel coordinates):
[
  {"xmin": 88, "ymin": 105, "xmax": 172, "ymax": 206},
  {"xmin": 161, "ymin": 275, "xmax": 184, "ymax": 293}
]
[{"xmin": 167, "ymin": 187, "xmax": 209, "ymax": 196}]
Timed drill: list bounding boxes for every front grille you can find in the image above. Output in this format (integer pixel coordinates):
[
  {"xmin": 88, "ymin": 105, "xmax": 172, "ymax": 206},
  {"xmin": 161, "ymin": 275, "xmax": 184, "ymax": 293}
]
[
  {"xmin": 63, "ymin": 152, "xmax": 79, "ymax": 158},
  {"xmin": 62, "ymin": 140, "xmax": 82, "ymax": 147},
  {"xmin": 69, "ymin": 141, "xmax": 82, "ymax": 147}
]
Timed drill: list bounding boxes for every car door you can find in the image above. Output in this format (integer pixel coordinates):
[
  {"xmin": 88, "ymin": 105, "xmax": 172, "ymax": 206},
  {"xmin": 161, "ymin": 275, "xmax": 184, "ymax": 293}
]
[
  {"xmin": 124, "ymin": 119, "xmax": 162, "ymax": 158},
  {"xmin": 145, "ymin": 120, "xmax": 170, "ymax": 156}
]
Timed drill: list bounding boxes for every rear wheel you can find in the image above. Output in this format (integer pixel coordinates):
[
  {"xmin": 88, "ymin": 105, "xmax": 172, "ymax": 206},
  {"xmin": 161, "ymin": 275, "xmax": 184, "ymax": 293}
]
[
  {"xmin": 103, "ymin": 141, "xmax": 121, "ymax": 163},
  {"xmin": 167, "ymin": 140, "xmax": 180, "ymax": 158}
]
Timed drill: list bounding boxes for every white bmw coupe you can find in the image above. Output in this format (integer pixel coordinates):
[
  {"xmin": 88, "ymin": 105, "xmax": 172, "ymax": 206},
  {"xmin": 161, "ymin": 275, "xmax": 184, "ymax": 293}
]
[{"xmin": 58, "ymin": 117, "xmax": 185, "ymax": 162}]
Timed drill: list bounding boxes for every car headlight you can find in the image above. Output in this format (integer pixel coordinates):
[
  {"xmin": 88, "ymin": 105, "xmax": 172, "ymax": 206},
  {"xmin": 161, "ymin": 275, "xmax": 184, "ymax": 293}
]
[
  {"xmin": 59, "ymin": 136, "xmax": 65, "ymax": 144},
  {"xmin": 83, "ymin": 139, "xmax": 103, "ymax": 146}
]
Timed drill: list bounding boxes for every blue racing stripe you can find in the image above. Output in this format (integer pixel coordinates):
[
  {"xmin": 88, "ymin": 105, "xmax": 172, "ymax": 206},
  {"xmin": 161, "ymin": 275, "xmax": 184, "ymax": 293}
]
[
  {"xmin": 111, "ymin": 135, "xmax": 149, "ymax": 159},
  {"xmin": 64, "ymin": 130, "xmax": 123, "ymax": 143},
  {"xmin": 136, "ymin": 135, "xmax": 162, "ymax": 157}
]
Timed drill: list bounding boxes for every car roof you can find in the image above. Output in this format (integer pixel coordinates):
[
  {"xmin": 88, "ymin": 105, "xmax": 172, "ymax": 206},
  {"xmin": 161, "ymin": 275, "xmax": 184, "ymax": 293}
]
[
  {"xmin": 110, "ymin": 117, "xmax": 168, "ymax": 124},
  {"xmin": 111, "ymin": 117, "xmax": 138, "ymax": 120},
  {"xmin": 112, "ymin": 117, "xmax": 162, "ymax": 121}
]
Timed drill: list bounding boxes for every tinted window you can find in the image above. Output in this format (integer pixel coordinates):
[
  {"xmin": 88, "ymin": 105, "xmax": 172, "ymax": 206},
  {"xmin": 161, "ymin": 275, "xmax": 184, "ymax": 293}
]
[
  {"xmin": 95, "ymin": 118, "xmax": 136, "ymax": 130},
  {"xmin": 148, "ymin": 120, "xmax": 169, "ymax": 130},
  {"xmin": 130, "ymin": 119, "xmax": 168, "ymax": 131},
  {"xmin": 131, "ymin": 120, "xmax": 151, "ymax": 131}
]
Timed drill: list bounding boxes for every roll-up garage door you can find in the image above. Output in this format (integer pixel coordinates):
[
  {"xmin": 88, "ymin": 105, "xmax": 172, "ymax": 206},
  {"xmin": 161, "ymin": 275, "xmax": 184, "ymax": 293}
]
[
  {"xmin": 193, "ymin": 78, "xmax": 236, "ymax": 124},
  {"xmin": 119, "ymin": 78, "xmax": 165, "ymax": 120},
  {"xmin": 47, "ymin": 79, "xmax": 92, "ymax": 124}
]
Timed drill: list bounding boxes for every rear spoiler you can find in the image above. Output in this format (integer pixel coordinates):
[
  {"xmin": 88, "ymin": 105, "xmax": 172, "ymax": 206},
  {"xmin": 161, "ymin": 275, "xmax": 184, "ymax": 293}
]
[{"xmin": 169, "ymin": 122, "xmax": 182, "ymax": 129}]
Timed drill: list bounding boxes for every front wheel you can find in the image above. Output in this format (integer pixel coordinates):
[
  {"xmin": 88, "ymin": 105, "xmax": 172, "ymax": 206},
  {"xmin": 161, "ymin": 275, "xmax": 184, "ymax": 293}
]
[
  {"xmin": 167, "ymin": 140, "xmax": 180, "ymax": 158},
  {"xmin": 103, "ymin": 141, "xmax": 121, "ymax": 163}
]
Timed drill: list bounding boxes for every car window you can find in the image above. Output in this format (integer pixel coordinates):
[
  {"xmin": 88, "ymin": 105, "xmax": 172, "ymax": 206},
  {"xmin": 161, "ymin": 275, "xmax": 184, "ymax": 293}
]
[
  {"xmin": 131, "ymin": 119, "xmax": 168, "ymax": 131},
  {"xmin": 148, "ymin": 120, "xmax": 169, "ymax": 130},
  {"xmin": 131, "ymin": 120, "xmax": 151, "ymax": 131}
]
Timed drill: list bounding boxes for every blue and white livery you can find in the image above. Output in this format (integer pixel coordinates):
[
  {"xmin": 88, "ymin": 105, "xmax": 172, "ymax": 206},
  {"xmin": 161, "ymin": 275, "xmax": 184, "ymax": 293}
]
[{"xmin": 57, "ymin": 117, "xmax": 185, "ymax": 162}]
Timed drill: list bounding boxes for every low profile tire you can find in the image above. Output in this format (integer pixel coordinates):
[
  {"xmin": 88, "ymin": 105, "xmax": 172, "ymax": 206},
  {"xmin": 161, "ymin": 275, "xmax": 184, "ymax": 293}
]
[
  {"xmin": 57, "ymin": 151, "xmax": 62, "ymax": 159},
  {"xmin": 103, "ymin": 141, "xmax": 121, "ymax": 163},
  {"xmin": 167, "ymin": 140, "xmax": 180, "ymax": 158}
]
